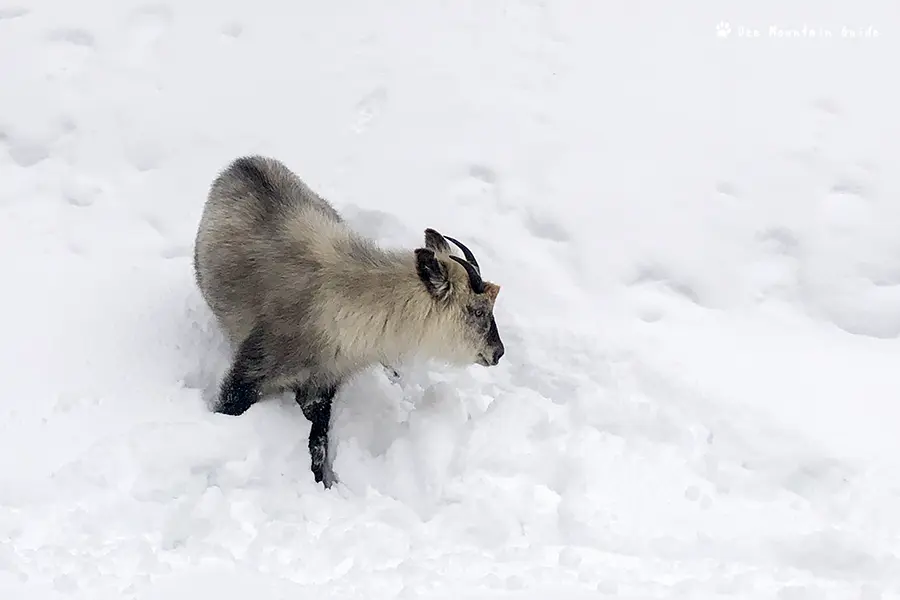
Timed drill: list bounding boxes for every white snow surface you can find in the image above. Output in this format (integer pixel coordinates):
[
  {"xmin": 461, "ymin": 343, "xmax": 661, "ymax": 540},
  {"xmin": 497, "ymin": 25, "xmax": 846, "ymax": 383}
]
[{"xmin": 2, "ymin": 0, "xmax": 900, "ymax": 597}]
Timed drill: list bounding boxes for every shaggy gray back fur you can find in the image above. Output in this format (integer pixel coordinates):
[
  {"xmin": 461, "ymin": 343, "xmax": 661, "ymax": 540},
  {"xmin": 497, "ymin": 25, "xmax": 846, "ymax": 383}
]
[{"xmin": 194, "ymin": 155, "xmax": 504, "ymax": 397}]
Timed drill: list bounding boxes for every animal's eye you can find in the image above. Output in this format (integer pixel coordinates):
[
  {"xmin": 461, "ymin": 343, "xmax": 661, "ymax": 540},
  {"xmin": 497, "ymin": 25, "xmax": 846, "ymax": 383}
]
[{"xmin": 473, "ymin": 308, "xmax": 486, "ymax": 319}]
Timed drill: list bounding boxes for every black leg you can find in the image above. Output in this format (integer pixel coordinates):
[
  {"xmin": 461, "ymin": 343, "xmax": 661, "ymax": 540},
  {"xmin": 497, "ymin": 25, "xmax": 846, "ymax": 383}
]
[
  {"xmin": 382, "ymin": 363, "xmax": 402, "ymax": 384},
  {"xmin": 215, "ymin": 325, "xmax": 267, "ymax": 416},
  {"xmin": 295, "ymin": 381, "xmax": 339, "ymax": 488}
]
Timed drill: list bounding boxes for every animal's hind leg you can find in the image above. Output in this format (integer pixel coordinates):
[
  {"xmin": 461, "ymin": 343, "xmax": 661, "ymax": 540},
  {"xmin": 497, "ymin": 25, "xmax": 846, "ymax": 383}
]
[
  {"xmin": 295, "ymin": 380, "xmax": 340, "ymax": 488},
  {"xmin": 215, "ymin": 324, "xmax": 268, "ymax": 416}
]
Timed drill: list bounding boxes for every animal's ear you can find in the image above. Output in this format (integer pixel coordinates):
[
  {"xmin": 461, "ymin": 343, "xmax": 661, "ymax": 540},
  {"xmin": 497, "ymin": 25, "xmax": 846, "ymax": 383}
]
[
  {"xmin": 415, "ymin": 248, "xmax": 452, "ymax": 300},
  {"xmin": 424, "ymin": 228, "xmax": 452, "ymax": 254},
  {"xmin": 484, "ymin": 281, "xmax": 500, "ymax": 305}
]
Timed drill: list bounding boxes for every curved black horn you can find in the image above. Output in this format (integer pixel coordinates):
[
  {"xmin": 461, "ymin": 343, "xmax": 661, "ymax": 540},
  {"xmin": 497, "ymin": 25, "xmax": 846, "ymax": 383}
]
[
  {"xmin": 449, "ymin": 255, "xmax": 485, "ymax": 293},
  {"xmin": 443, "ymin": 235, "xmax": 480, "ymax": 274}
]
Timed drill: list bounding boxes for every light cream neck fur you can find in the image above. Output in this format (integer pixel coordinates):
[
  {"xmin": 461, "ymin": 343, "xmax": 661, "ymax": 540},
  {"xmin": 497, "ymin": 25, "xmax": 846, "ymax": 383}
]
[{"xmin": 316, "ymin": 247, "xmax": 469, "ymax": 370}]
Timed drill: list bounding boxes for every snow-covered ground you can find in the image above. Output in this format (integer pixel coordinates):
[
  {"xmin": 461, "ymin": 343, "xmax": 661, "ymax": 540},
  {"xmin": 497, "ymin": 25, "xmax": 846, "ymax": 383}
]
[{"xmin": 2, "ymin": 0, "xmax": 900, "ymax": 597}]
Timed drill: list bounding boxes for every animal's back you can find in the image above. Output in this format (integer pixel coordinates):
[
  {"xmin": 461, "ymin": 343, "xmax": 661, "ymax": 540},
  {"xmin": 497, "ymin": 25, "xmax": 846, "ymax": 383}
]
[{"xmin": 194, "ymin": 155, "xmax": 345, "ymax": 344}]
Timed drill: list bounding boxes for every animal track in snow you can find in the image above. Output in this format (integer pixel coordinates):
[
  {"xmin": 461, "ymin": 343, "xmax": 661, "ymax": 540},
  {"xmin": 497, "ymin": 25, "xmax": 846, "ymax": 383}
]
[
  {"xmin": 749, "ymin": 228, "xmax": 803, "ymax": 302},
  {"xmin": 820, "ymin": 173, "xmax": 875, "ymax": 234},
  {"xmin": 714, "ymin": 181, "xmax": 739, "ymax": 199},
  {"xmin": 66, "ymin": 192, "xmax": 96, "ymax": 208},
  {"xmin": 811, "ymin": 97, "xmax": 841, "ymax": 117},
  {"xmin": 629, "ymin": 263, "xmax": 703, "ymax": 306},
  {"xmin": 755, "ymin": 227, "xmax": 799, "ymax": 256},
  {"xmin": 221, "ymin": 22, "xmax": 243, "ymax": 39},
  {"xmin": 449, "ymin": 163, "xmax": 502, "ymax": 208},
  {"xmin": 47, "ymin": 28, "xmax": 95, "ymax": 47},
  {"xmin": 637, "ymin": 306, "xmax": 664, "ymax": 323},
  {"xmin": 0, "ymin": 128, "xmax": 50, "ymax": 167},
  {"xmin": 140, "ymin": 212, "xmax": 169, "ymax": 238},
  {"xmin": 829, "ymin": 177, "xmax": 871, "ymax": 199},
  {"xmin": 342, "ymin": 205, "xmax": 411, "ymax": 243},
  {"xmin": 63, "ymin": 175, "xmax": 104, "ymax": 208},
  {"xmin": 44, "ymin": 28, "xmax": 96, "ymax": 79},
  {"xmin": 0, "ymin": 7, "xmax": 28, "ymax": 20},
  {"xmin": 0, "ymin": 116, "xmax": 75, "ymax": 167},
  {"xmin": 352, "ymin": 87, "xmax": 387, "ymax": 134},
  {"xmin": 468, "ymin": 164, "xmax": 498, "ymax": 186},
  {"xmin": 523, "ymin": 210, "xmax": 569, "ymax": 242}
]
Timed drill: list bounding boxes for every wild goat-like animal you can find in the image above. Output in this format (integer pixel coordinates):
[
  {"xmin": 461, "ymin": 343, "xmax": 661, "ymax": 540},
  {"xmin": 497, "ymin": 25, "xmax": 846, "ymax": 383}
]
[{"xmin": 193, "ymin": 155, "xmax": 505, "ymax": 487}]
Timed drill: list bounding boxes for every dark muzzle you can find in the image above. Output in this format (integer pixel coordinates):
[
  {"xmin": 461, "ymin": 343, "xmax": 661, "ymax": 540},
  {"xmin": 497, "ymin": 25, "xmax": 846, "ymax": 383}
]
[{"xmin": 486, "ymin": 316, "xmax": 504, "ymax": 365}]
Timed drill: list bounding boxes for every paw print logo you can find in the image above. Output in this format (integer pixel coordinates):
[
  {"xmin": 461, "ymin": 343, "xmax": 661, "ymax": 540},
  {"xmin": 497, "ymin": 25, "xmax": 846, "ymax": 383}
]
[{"xmin": 716, "ymin": 21, "xmax": 732, "ymax": 38}]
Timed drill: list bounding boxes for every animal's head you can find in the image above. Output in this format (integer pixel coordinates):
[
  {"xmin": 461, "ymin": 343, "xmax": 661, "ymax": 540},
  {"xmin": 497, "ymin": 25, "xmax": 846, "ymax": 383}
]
[{"xmin": 414, "ymin": 228, "xmax": 505, "ymax": 367}]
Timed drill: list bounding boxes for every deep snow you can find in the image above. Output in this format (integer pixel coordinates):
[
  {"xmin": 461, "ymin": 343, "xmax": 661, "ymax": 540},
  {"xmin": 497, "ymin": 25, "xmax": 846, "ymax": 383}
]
[{"xmin": 2, "ymin": 0, "xmax": 900, "ymax": 598}]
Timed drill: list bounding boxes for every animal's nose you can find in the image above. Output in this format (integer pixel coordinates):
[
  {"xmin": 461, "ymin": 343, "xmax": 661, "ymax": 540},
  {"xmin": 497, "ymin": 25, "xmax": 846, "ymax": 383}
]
[{"xmin": 491, "ymin": 345, "xmax": 505, "ymax": 365}]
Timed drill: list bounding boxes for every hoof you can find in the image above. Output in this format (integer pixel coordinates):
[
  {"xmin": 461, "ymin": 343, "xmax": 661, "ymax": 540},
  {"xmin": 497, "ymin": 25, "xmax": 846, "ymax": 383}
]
[
  {"xmin": 315, "ymin": 463, "xmax": 338, "ymax": 489},
  {"xmin": 382, "ymin": 363, "xmax": 402, "ymax": 384}
]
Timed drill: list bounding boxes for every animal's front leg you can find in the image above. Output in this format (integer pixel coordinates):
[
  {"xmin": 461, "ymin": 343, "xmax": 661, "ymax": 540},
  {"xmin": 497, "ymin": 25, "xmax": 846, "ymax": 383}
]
[
  {"xmin": 216, "ymin": 325, "xmax": 268, "ymax": 416},
  {"xmin": 382, "ymin": 363, "xmax": 402, "ymax": 384},
  {"xmin": 295, "ymin": 381, "xmax": 339, "ymax": 488}
]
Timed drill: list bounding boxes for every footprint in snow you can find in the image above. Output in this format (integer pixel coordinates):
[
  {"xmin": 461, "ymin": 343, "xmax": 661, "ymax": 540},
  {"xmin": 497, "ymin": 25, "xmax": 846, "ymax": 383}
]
[
  {"xmin": 43, "ymin": 28, "xmax": 96, "ymax": 80},
  {"xmin": 714, "ymin": 181, "xmax": 739, "ymax": 199},
  {"xmin": 63, "ymin": 175, "xmax": 105, "ymax": 208},
  {"xmin": 829, "ymin": 177, "xmax": 870, "ymax": 199},
  {"xmin": 342, "ymin": 204, "xmax": 411, "ymax": 243},
  {"xmin": 446, "ymin": 163, "xmax": 503, "ymax": 210},
  {"xmin": 628, "ymin": 263, "xmax": 703, "ymax": 306},
  {"xmin": 0, "ymin": 7, "xmax": 28, "ymax": 20},
  {"xmin": 523, "ymin": 210, "xmax": 569, "ymax": 243},
  {"xmin": 351, "ymin": 86, "xmax": 388, "ymax": 134},
  {"xmin": 820, "ymin": 176, "xmax": 874, "ymax": 232},
  {"xmin": 811, "ymin": 97, "xmax": 841, "ymax": 117},
  {"xmin": 47, "ymin": 28, "xmax": 95, "ymax": 47},
  {"xmin": 221, "ymin": 22, "xmax": 243, "ymax": 39},
  {"xmin": 0, "ymin": 127, "xmax": 50, "ymax": 168},
  {"xmin": 755, "ymin": 227, "xmax": 798, "ymax": 256},
  {"xmin": 468, "ymin": 163, "xmax": 498, "ymax": 186},
  {"xmin": 2, "ymin": 136, "xmax": 49, "ymax": 168}
]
